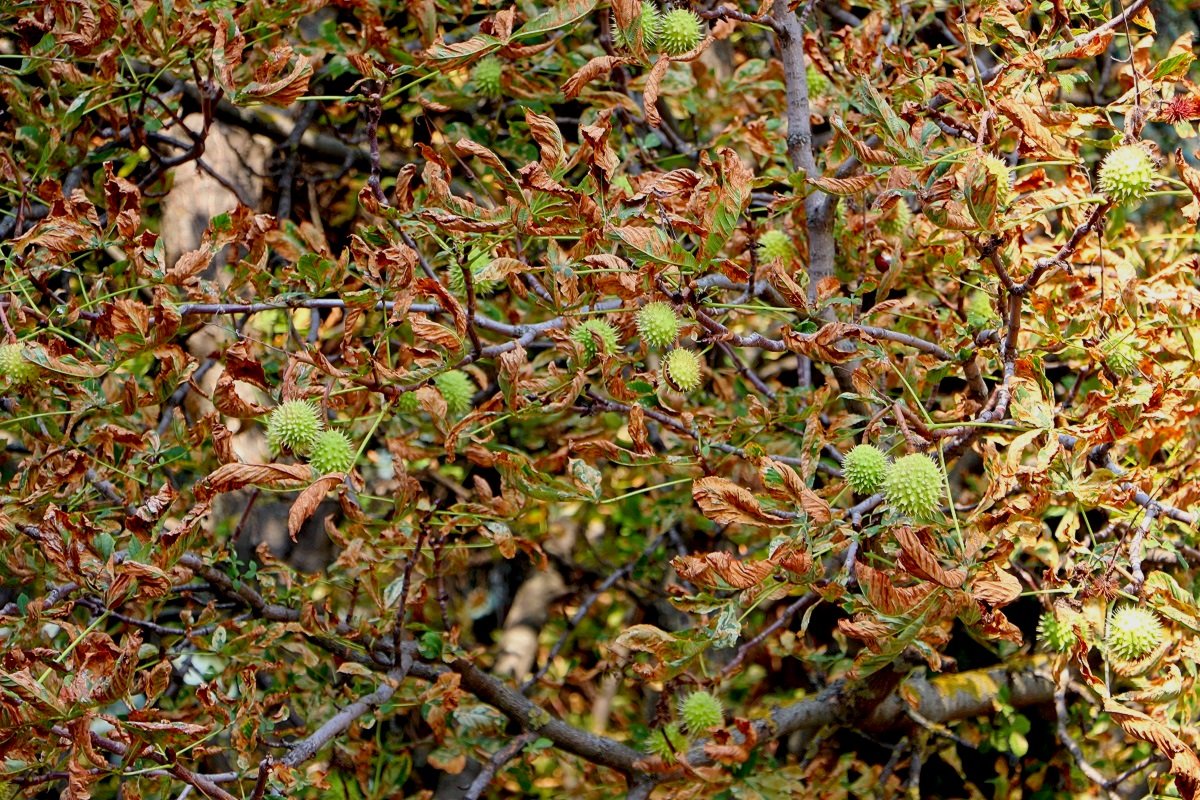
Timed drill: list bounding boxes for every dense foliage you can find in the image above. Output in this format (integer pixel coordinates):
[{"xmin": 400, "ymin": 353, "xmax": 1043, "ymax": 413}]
[{"xmin": 3, "ymin": 0, "xmax": 1200, "ymax": 797}]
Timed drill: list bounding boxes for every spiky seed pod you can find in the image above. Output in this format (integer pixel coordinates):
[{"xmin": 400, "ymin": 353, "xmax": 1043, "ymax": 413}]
[
  {"xmin": 1106, "ymin": 606, "xmax": 1164, "ymax": 662},
  {"xmin": 1102, "ymin": 337, "xmax": 1139, "ymax": 377},
  {"xmin": 659, "ymin": 8, "xmax": 703, "ymax": 55},
  {"xmin": 636, "ymin": 302, "xmax": 680, "ymax": 348},
  {"xmin": 614, "ymin": 0, "xmax": 662, "ymax": 50},
  {"xmin": 643, "ymin": 723, "xmax": 688, "ymax": 761},
  {"xmin": 447, "ymin": 255, "xmax": 500, "ymax": 298},
  {"xmin": 981, "ymin": 154, "xmax": 1014, "ymax": 207},
  {"xmin": 756, "ymin": 229, "xmax": 794, "ymax": 263},
  {"xmin": 267, "ymin": 400, "xmax": 323, "ymax": 455},
  {"xmin": 0, "ymin": 344, "xmax": 36, "ymax": 385},
  {"xmin": 435, "ymin": 370, "xmax": 475, "ymax": 416},
  {"xmin": 679, "ymin": 691, "xmax": 723, "ymax": 734},
  {"xmin": 1037, "ymin": 610, "xmax": 1076, "ymax": 654},
  {"xmin": 663, "ymin": 348, "xmax": 702, "ymax": 392},
  {"xmin": 571, "ymin": 319, "xmax": 622, "ymax": 362},
  {"xmin": 1098, "ymin": 144, "xmax": 1155, "ymax": 205},
  {"xmin": 843, "ymin": 444, "xmax": 889, "ymax": 495},
  {"xmin": 806, "ymin": 64, "xmax": 830, "ymax": 98},
  {"xmin": 878, "ymin": 201, "xmax": 912, "ymax": 238},
  {"xmin": 397, "ymin": 391, "xmax": 420, "ymax": 414},
  {"xmin": 883, "ymin": 454, "xmax": 944, "ymax": 519},
  {"xmin": 965, "ymin": 291, "xmax": 998, "ymax": 329},
  {"xmin": 472, "ymin": 57, "xmax": 503, "ymax": 98},
  {"xmin": 308, "ymin": 430, "xmax": 356, "ymax": 475}
]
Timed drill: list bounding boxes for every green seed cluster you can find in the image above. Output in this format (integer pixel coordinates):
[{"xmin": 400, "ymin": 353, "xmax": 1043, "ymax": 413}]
[
  {"xmin": 1102, "ymin": 337, "xmax": 1139, "ymax": 377},
  {"xmin": 882, "ymin": 453, "xmax": 944, "ymax": 519},
  {"xmin": 308, "ymin": 429, "xmax": 356, "ymax": 475},
  {"xmin": 267, "ymin": 400, "xmax": 323, "ymax": 455},
  {"xmin": 636, "ymin": 302, "xmax": 680, "ymax": 348},
  {"xmin": 572, "ymin": 319, "xmax": 622, "ymax": 362},
  {"xmin": 447, "ymin": 251, "xmax": 500, "ymax": 298},
  {"xmin": 1098, "ymin": 144, "xmax": 1155, "ymax": 205},
  {"xmin": 877, "ymin": 201, "xmax": 912, "ymax": 239},
  {"xmin": 659, "ymin": 8, "xmax": 704, "ymax": 55},
  {"xmin": 0, "ymin": 343, "xmax": 37, "ymax": 386},
  {"xmin": 613, "ymin": 0, "xmax": 662, "ymax": 50},
  {"xmin": 472, "ymin": 57, "xmax": 503, "ymax": 98},
  {"xmin": 843, "ymin": 444, "xmax": 889, "ymax": 495},
  {"xmin": 643, "ymin": 723, "xmax": 688, "ymax": 762},
  {"xmin": 757, "ymin": 229, "xmax": 794, "ymax": 263},
  {"xmin": 663, "ymin": 347, "xmax": 702, "ymax": 391},
  {"xmin": 435, "ymin": 370, "xmax": 476, "ymax": 416},
  {"xmin": 1106, "ymin": 606, "xmax": 1163, "ymax": 662},
  {"xmin": 679, "ymin": 690, "xmax": 723, "ymax": 734},
  {"xmin": 1037, "ymin": 610, "xmax": 1076, "ymax": 654}
]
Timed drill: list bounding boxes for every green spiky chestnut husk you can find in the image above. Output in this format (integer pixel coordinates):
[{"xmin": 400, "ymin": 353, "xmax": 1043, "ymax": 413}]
[
  {"xmin": 1098, "ymin": 144, "xmax": 1155, "ymax": 205},
  {"xmin": 308, "ymin": 430, "xmax": 356, "ymax": 475},
  {"xmin": 1106, "ymin": 606, "xmax": 1163, "ymax": 662},
  {"xmin": 447, "ymin": 253, "xmax": 500, "ymax": 298},
  {"xmin": 679, "ymin": 691, "xmax": 723, "ymax": 733},
  {"xmin": 981, "ymin": 154, "xmax": 1014, "ymax": 207},
  {"xmin": 572, "ymin": 319, "xmax": 622, "ymax": 362},
  {"xmin": 644, "ymin": 723, "xmax": 688, "ymax": 761},
  {"xmin": 397, "ymin": 391, "xmax": 420, "ymax": 414},
  {"xmin": 878, "ymin": 201, "xmax": 912, "ymax": 238},
  {"xmin": 883, "ymin": 453, "xmax": 944, "ymax": 519},
  {"xmin": 843, "ymin": 444, "xmax": 889, "ymax": 495},
  {"xmin": 614, "ymin": 0, "xmax": 662, "ymax": 50},
  {"xmin": 663, "ymin": 348, "xmax": 702, "ymax": 392},
  {"xmin": 1102, "ymin": 337, "xmax": 1139, "ymax": 377},
  {"xmin": 435, "ymin": 370, "xmax": 475, "ymax": 416},
  {"xmin": 806, "ymin": 64, "xmax": 829, "ymax": 98},
  {"xmin": 636, "ymin": 302, "xmax": 680, "ymax": 348},
  {"xmin": 659, "ymin": 8, "xmax": 703, "ymax": 55},
  {"xmin": 757, "ymin": 229, "xmax": 794, "ymax": 263},
  {"xmin": 965, "ymin": 291, "xmax": 998, "ymax": 329},
  {"xmin": 0, "ymin": 344, "xmax": 37, "ymax": 385},
  {"xmin": 1037, "ymin": 610, "xmax": 1076, "ymax": 654},
  {"xmin": 267, "ymin": 400, "xmax": 323, "ymax": 455},
  {"xmin": 472, "ymin": 57, "xmax": 503, "ymax": 98}
]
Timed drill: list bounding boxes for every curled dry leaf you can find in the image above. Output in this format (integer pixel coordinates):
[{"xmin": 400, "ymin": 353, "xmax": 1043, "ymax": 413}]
[
  {"xmin": 671, "ymin": 551, "xmax": 775, "ymax": 589},
  {"xmin": 195, "ymin": 463, "xmax": 312, "ymax": 502},
  {"xmin": 895, "ymin": 527, "xmax": 966, "ymax": 588},
  {"xmin": 971, "ymin": 563, "xmax": 1022, "ymax": 606},
  {"xmin": 1104, "ymin": 698, "xmax": 1200, "ymax": 800},
  {"xmin": 563, "ymin": 55, "xmax": 628, "ymax": 98},
  {"xmin": 288, "ymin": 474, "xmax": 344, "ymax": 541},
  {"xmin": 692, "ymin": 476, "xmax": 794, "ymax": 527},
  {"xmin": 642, "ymin": 56, "xmax": 671, "ymax": 127}
]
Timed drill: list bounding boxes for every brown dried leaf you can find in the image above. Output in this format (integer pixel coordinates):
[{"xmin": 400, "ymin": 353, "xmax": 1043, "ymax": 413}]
[
  {"xmin": 563, "ymin": 55, "xmax": 626, "ymax": 99},
  {"xmin": 525, "ymin": 109, "xmax": 565, "ymax": 171},
  {"xmin": 808, "ymin": 174, "xmax": 877, "ymax": 196},
  {"xmin": 692, "ymin": 476, "xmax": 793, "ymax": 527},
  {"xmin": 671, "ymin": 551, "xmax": 775, "ymax": 589},
  {"xmin": 972, "ymin": 564, "xmax": 1022, "ymax": 606},
  {"xmin": 643, "ymin": 56, "xmax": 671, "ymax": 127},
  {"xmin": 212, "ymin": 371, "xmax": 271, "ymax": 419},
  {"xmin": 237, "ymin": 57, "xmax": 312, "ymax": 106},
  {"xmin": 125, "ymin": 482, "xmax": 177, "ymax": 539},
  {"xmin": 195, "ymin": 463, "xmax": 312, "ymax": 502},
  {"xmin": 895, "ymin": 527, "xmax": 966, "ymax": 588},
  {"xmin": 760, "ymin": 459, "xmax": 831, "ymax": 523},
  {"xmin": 288, "ymin": 475, "xmax": 344, "ymax": 541},
  {"xmin": 855, "ymin": 562, "xmax": 937, "ymax": 616},
  {"xmin": 1104, "ymin": 698, "xmax": 1200, "ymax": 799},
  {"xmin": 996, "ymin": 97, "xmax": 1070, "ymax": 159}
]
